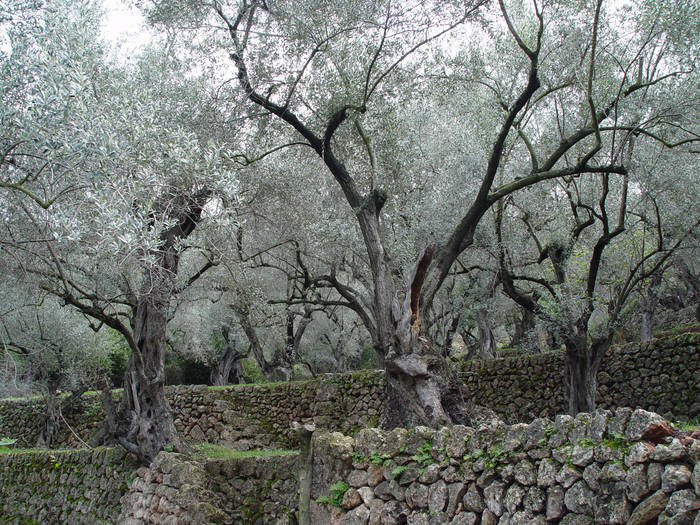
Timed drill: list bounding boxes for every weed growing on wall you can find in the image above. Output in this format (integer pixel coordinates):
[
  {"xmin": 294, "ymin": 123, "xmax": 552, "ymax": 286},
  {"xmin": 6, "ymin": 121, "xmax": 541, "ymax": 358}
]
[
  {"xmin": 316, "ymin": 480, "xmax": 349, "ymax": 507},
  {"xmin": 0, "ymin": 438, "xmax": 17, "ymax": 453}
]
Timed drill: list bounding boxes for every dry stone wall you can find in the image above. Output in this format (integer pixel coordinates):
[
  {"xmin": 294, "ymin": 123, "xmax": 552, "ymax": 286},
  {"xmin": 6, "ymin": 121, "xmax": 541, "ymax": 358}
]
[
  {"xmin": 168, "ymin": 371, "xmax": 384, "ymax": 449},
  {"xmin": 460, "ymin": 332, "xmax": 700, "ymax": 423},
  {"xmin": 0, "ymin": 332, "xmax": 697, "ymax": 450},
  {"xmin": 0, "ymin": 447, "xmax": 136, "ymax": 524},
  {"xmin": 310, "ymin": 408, "xmax": 700, "ymax": 524},
  {"xmin": 119, "ymin": 451, "xmax": 299, "ymax": 525},
  {"xmin": 0, "ymin": 370, "xmax": 384, "ymax": 449}
]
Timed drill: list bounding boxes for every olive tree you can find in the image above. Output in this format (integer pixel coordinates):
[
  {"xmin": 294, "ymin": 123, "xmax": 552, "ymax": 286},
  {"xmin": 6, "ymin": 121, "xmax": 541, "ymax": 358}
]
[
  {"xmin": 142, "ymin": 0, "xmax": 700, "ymax": 427},
  {"xmin": 1, "ymin": 0, "xmax": 238, "ymax": 462},
  {"xmin": 0, "ymin": 280, "xmax": 109, "ymax": 447}
]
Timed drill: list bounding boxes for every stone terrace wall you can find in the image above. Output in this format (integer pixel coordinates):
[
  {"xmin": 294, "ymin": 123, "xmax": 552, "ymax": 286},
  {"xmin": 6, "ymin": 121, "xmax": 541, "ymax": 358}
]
[
  {"xmin": 0, "ymin": 392, "xmax": 111, "ymax": 448},
  {"xmin": 168, "ymin": 371, "xmax": 384, "ymax": 449},
  {"xmin": 0, "ymin": 332, "xmax": 696, "ymax": 449},
  {"xmin": 0, "ymin": 447, "xmax": 299, "ymax": 525},
  {"xmin": 311, "ymin": 409, "xmax": 700, "ymax": 524},
  {"xmin": 0, "ymin": 370, "xmax": 384, "ymax": 449},
  {"xmin": 460, "ymin": 332, "xmax": 700, "ymax": 423},
  {"xmin": 119, "ymin": 452, "xmax": 299, "ymax": 525},
  {"xmin": 0, "ymin": 447, "xmax": 137, "ymax": 524}
]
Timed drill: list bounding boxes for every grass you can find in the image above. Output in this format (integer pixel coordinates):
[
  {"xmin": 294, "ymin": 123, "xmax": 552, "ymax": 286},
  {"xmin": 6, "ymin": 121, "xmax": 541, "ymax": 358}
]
[
  {"xmin": 675, "ymin": 419, "xmax": 700, "ymax": 431},
  {"xmin": 0, "ymin": 388, "xmax": 124, "ymax": 402},
  {"xmin": 207, "ymin": 378, "xmax": 314, "ymax": 390},
  {"xmin": 0, "ymin": 446, "xmax": 93, "ymax": 455},
  {"xmin": 190, "ymin": 443, "xmax": 297, "ymax": 460}
]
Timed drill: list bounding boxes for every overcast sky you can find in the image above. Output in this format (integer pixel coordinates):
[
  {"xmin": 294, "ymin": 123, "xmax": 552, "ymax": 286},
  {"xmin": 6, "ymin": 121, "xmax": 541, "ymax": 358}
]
[{"xmin": 100, "ymin": 0, "xmax": 154, "ymax": 59}]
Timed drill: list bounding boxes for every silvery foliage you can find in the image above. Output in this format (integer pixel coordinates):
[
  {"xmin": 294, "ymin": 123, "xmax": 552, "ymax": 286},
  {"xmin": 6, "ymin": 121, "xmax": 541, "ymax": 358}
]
[
  {"xmin": 0, "ymin": 280, "xmax": 108, "ymax": 398},
  {"xmin": 138, "ymin": 0, "xmax": 699, "ymax": 361},
  {"xmin": 1, "ymin": 0, "xmax": 239, "ymax": 325}
]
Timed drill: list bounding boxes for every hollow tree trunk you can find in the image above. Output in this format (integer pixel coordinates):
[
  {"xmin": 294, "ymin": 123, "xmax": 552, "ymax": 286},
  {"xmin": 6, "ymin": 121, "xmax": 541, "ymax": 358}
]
[
  {"xmin": 564, "ymin": 334, "xmax": 610, "ymax": 415},
  {"xmin": 381, "ymin": 247, "xmax": 470, "ymax": 429},
  {"xmin": 210, "ymin": 347, "xmax": 236, "ymax": 386},
  {"xmin": 210, "ymin": 327, "xmax": 246, "ymax": 386}
]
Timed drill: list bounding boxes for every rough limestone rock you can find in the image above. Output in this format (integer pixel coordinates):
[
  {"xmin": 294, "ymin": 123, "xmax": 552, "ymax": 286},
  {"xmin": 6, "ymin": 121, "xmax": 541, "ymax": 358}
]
[
  {"xmin": 564, "ymin": 480, "xmax": 594, "ymax": 515},
  {"xmin": 462, "ymin": 483, "xmax": 483, "ymax": 513},
  {"xmin": 429, "ymin": 480, "xmax": 449, "ymax": 514},
  {"xmin": 514, "ymin": 459, "xmax": 537, "ymax": 486},
  {"xmin": 446, "ymin": 483, "xmax": 467, "ymax": 516},
  {"xmin": 625, "ymin": 464, "xmax": 649, "ymax": 503},
  {"xmin": 570, "ymin": 445, "xmax": 595, "ymax": 467},
  {"xmin": 450, "ymin": 512, "xmax": 477, "ymax": 525},
  {"xmin": 583, "ymin": 463, "xmax": 602, "ymax": 492},
  {"xmin": 343, "ymin": 488, "xmax": 363, "ymax": 510},
  {"xmin": 658, "ymin": 489, "xmax": 697, "ymax": 525},
  {"xmin": 484, "ymin": 481, "xmax": 505, "ymax": 516},
  {"xmin": 557, "ymin": 464, "xmax": 582, "ymax": 488},
  {"xmin": 626, "ymin": 442, "xmax": 654, "ymax": 467},
  {"xmin": 342, "ymin": 504, "xmax": 370, "ymax": 525},
  {"xmin": 662, "ymin": 464, "xmax": 692, "ymax": 493},
  {"xmin": 628, "ymin": 490, "xmax": 670, "ymax": 525},
  {"xmin": 537, "ymin": 458, "xmax": 557, "ymax": 487},
  {"xmin": 594, "ymin": 481, "xmax": 630, "ymax": 524},
  {"xmin": 405, "ymin": 483, "xmax": 429, "ymax": 509},
  {"xmin": 504, "ymin": 484, "xmax": 525, "ymax": 514},
  {"xmin": 524, "ymin": 486, "xmax": 545, "ymax": 513},
  {"xmin": 626, "ymin": 409, "xmax": 666, "ymax": 441},
  {"xmin": 641, "ymin": 421, "xmax": 675, "ymax": 444},
  {"xmin": 648, "ymin": 462, "xmax": 665, "ymax": 491},
  {"xmin": 653, "ymin": 438, "xmax": 688, "ymax": 463},
  {"xmin": 546, "ymin": 485, "xmax": 565, "ymax": 521}
]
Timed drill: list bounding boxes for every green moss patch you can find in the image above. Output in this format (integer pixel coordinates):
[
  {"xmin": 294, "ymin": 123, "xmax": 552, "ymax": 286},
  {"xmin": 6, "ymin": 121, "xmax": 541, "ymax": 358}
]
[{"xmin": 190, "ymin": 444, "xmax": 296, "ymax": 460}]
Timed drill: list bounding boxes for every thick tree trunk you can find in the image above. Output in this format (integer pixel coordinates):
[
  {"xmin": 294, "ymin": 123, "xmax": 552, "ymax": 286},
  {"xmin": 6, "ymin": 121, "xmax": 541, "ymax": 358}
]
[
  {"xmin": 210, "ymin": 348, "xmax": 235, "ymax": 386},
  {"xmin": 383, "ymin": 352, "xmax": 452, "ymax": 429},
  {"xmin": 116, "ymin": 294, "xmax": 183, "ymax": 464},
  {"xmin": 36, "ymin": 381, "xmax": 59, "ymax": 448},
  {"xmin": 380, "ymin": 247, "xmax": 475, "ymax": 429},
  {"xmin": 476, "ymin": 308, "xmax": 498, "ymax": 359},
  {"xmin": 640, "ymin": 273, "xmax": 661, "ymax": 341},
  {"xmin": 564, "ymin": 335, "xmax": 610, "ymax": 415},
  {"xmin": 233, "ymin": 304, "xmax": 271, "ymax": 378},
  {"xmin": 512, "ymin": 307, "xmax": 535, "ymax": 349},
  {"xmin": 210, "ymin": 327, "xmax": 246, "ymax": 386}
]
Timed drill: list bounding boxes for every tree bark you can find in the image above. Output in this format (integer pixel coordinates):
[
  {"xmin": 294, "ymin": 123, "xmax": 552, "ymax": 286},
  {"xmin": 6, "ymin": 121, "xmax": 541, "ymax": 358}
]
[
  {"xmin": 564, "ymin": 334, "xmax": 610, "ymax": 415},
  {"xmin": 117, "ymin": 287, "xmax": 183, "ymax": 464},
  {"xmin": 94, "ymin": 194, "xmax": 207, "ymax": 464},
  {"xmin": 232, "ymin": 303, "xmax": 271, "ymax": 378},
  {"xmin": 512, "ymin": 306, "xmax": 535, "ymax": 349},
  {"xmin": 36, "ymin": 379, "xmax": 60, "ymax": 448},
  {"xmin": 210, "ymin": 327, "xmax": 247, "ymax": 386},
  {"xmin": 640, "ymin": 273, "xmax": 661, "ymax": 341},
  {"xmin": 476, "ymin": 308, "xmax": 498, "ymax": 359}
]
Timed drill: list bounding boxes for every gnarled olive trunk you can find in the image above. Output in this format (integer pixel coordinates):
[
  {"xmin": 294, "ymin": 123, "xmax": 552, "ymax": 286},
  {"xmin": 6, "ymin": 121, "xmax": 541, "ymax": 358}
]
[
  {"xmin": 379, "ymin": 247, "xmax": 472, "ymax": 429},
  {"xmin": 564, "ymin": 333, "xmax": 610, "ymax": 415},
  {"xmin": 210, "ymin": 326, "xmax": 247, "ymax": 386},
  {"xmin": 36, "ymin": 379, "xmax": 60, "ymax": 448},
  {"xmin": 116, "ymin": 291, "xmax": 183, "ymax": 464},
  {"xmin": 96, "ymin": 195, "xmax": 207, "ymax": 464},
  {"xmin": 476, "ymin": 308, "xmax": 498, "ymax": 359}
]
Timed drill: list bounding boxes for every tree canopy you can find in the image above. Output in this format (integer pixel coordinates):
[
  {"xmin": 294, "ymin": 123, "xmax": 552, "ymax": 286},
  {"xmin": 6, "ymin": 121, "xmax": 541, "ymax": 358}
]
[{"xmin": 1, "ymin": 0, "xmax": 698, "ymax": 461}]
